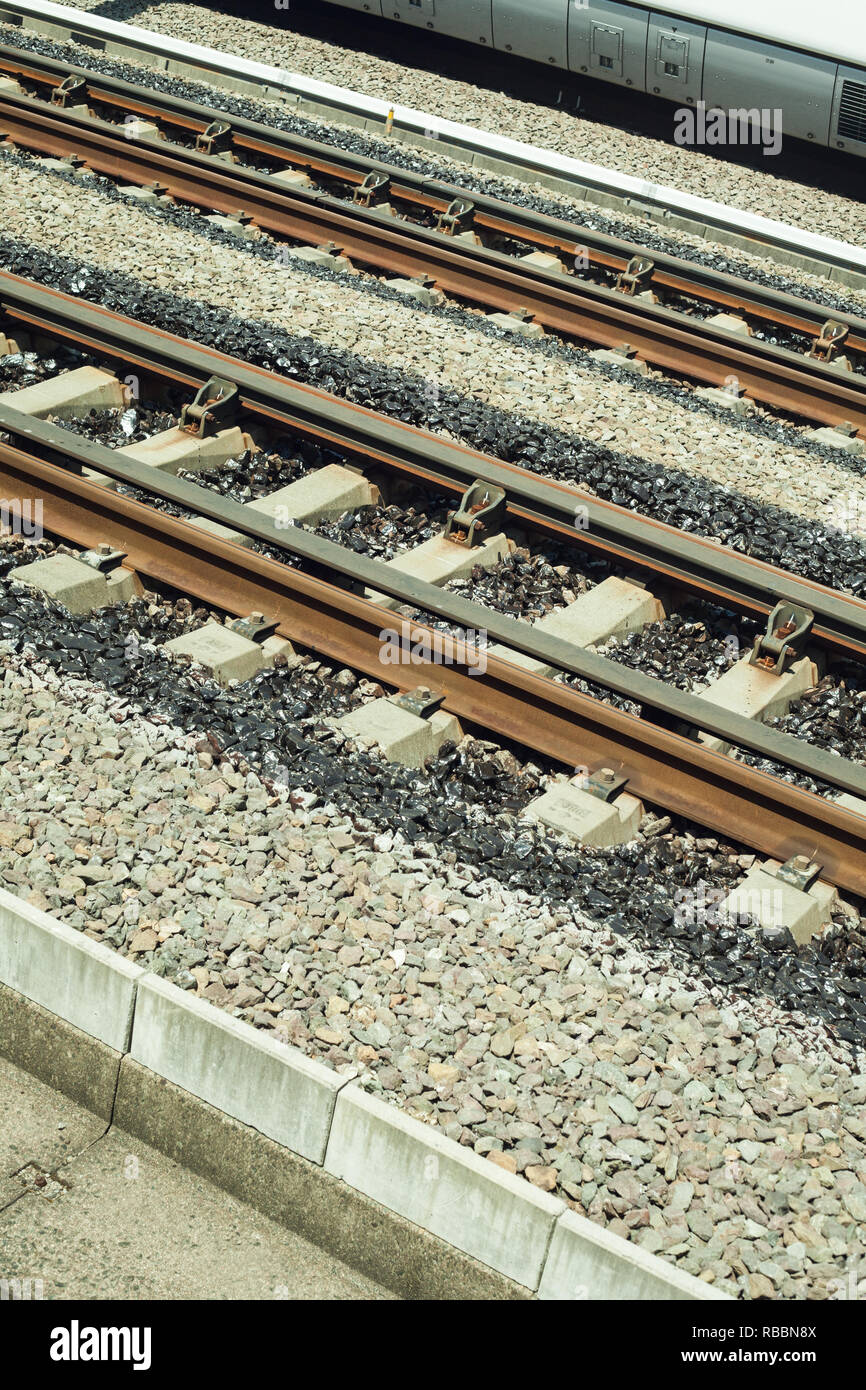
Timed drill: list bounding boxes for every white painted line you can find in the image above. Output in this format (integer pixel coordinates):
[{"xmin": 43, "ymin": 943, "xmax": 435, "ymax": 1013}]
[{"xmin": 11, "ymin": 0, "xmax": 866, "ymax": 275}]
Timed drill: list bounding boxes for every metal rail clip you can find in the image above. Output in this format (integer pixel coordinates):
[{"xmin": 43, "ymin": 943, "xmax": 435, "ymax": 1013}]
[
  {"xmin": 78, "ymin": 543, "xmax": 126, "ymax": 572},
  {"xmin": 748, "ymin": 601, "xmax": 814, "ymax": 676},
  {"xmin": 391, "ymin": 687, "xmax": 445, "ymax": 720},
  {"xmin": 775, "ymin": 854, "xmax": 820, "ymax": 892},
  {"xmin": 809, "ymin": 320, "xmax": 849, "ymax": 364},
  {"xmin": 444, "ymin": 481, "xmax": 506, "ymax": 548},
  {"xmin": 436, "ymin": 198, "xmax": 474, "ymax": 236},
  {"xmin": 353, "ymin": 171, "xmax": 391, "ymax": 207},
  {"xmin": 615, "ymin": 255, "xmax": 654, "ymax": 296},
  {"xmin": 195, "ymin": 120, "xmax": 233, "ymax": 156},
  {"xmin": 50, "ymin": 75, "xmax": 86, "ymax": 108},
  {"xmin": 179, "ymin": 376, "xmax": 239, "ymax": 437},
  {"xmin": 231, "ymin": 612, "xmax": 278, "ymax": 643},
  {"xmin": 579, "ymin": 767, "xmax": 629, "ymax": 802}
]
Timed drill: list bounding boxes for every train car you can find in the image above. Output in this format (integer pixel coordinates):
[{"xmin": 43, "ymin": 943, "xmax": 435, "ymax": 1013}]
[{"xmin": 320, "ymin": 0, "xmax": 866, "ymax": 157}]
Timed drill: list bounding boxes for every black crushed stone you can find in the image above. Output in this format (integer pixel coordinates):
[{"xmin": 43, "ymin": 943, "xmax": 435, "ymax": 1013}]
[{"xmin": 313, "ymin": 500, "xmax": 453, "ymax": 562}]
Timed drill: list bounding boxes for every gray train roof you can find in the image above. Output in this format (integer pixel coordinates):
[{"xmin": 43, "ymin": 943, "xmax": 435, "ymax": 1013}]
[{"xmin": 642, "ymin": 0, "xmax": 866, "ymax": 70}]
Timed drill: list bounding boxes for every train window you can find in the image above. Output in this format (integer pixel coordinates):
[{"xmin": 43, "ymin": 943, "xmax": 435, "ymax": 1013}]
[{"xmin": 664, "ymin": 62, "xmax": 680, "ymax": 76}]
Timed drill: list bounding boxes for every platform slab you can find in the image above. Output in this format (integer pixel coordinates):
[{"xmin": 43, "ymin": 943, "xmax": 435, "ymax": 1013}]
[
  {"xmin": 0, "ymin": 366, "xmax": 127, "ymax": 420},
  {"xmin": 523, "ymin": 782, "xmax": 643, "ymax": 848},
  {"xmin": 335, "ymin": 697, "xmax": 460, "ymax": 769}
]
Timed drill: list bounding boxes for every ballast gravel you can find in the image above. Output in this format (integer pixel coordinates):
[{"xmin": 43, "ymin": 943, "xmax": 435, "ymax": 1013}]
[
  {"xmin": 51, "ymin": 0, "xmax": 866, "ymax": 249},
  {"xmin": 1, "ymin": 642, "xmax": 866, "ymax": 1302}
]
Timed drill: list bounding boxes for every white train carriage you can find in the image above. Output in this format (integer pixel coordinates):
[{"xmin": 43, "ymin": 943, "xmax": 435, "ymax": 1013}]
[{"xmin": 322, "ymin": 0, "xmax": 866, "ymax": 156}]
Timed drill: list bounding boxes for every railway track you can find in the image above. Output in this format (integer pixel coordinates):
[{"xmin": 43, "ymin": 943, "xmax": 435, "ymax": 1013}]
[
  {"xmin": 6, "ymin": 0, "xmax": 866, "ymax": 291},
  {"xmin": 2, "ymin": 270, "xmax": 866, "ymax": 898},
  {"xmin": 2, "ymin": 45, "xmax": 866, "ymax": 437}
]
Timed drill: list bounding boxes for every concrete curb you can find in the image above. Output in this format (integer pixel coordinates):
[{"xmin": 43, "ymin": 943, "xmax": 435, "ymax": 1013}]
[
  {"xmin": 539, "ymin": 1209, "xmax": 716, "ymax": 1301},
  {"xmin": 326, "ymin": 1084, "xmax": 560, "ymax": 1289},
  {"xmin": 0, "ymin": 884, "xmax": 729, "ymax": 1300},
  {"xmin": 130, "ymin": 974, "xmax": 346, "ymax": 1164},
  {"xmin": 0, "ymin": 884, "xmax": 141, "ymax": 1051},
  {"xmin": 7, "ymin": 0, "xmax": 866, "ymax": 288}
]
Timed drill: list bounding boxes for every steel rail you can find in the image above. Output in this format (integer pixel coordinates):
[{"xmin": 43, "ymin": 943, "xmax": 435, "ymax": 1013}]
[
  {"xmin": 1, "ymin": 77, "xmax": 866, "ymax": 434},
  {"xmin": 5, "ymin": 39, "xmax": 861, "ymax": 349},
  {"xmin": 2, "ymin": 413, "xmax": 866, "ymax": 892},
  {"xmin": 4, "ymin": 270, "xmax": 866, "ymax": 663}
]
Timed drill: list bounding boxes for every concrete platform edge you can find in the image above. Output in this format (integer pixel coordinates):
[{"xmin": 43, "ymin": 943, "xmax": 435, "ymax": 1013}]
[{"xmin": 0, "ymin": 888, "xmax": 727, "ymax": 1300}]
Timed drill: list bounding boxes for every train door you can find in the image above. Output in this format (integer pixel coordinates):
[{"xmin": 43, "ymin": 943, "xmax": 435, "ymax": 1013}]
[
  {"xmin": 492, "ymin": 0, "xmax": 569, "ymax": 69},
  {"xmin": 645, "ymin": 11, "xmax": 705, "ymax": 107},
  {"xmin": 385, "ymin": 1, "xmax": 494, "ymax": 47},
  {"xmin": 568, "ymin": 0, "xmax": 649, "ymax": 91}
]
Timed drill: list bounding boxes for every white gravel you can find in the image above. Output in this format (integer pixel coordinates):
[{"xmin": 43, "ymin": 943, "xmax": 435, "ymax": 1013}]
[
  {"xmin": 6, "ymin": 157, "xmax": 865, "ymax": 540},
  {"xmin": 52, "ymin": 0, "xmax": 866, "ymax": 248}
]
